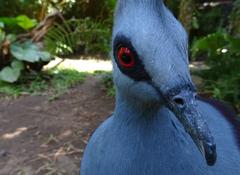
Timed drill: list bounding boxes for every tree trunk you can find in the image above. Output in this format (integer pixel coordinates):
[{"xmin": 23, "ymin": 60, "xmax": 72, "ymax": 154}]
[
  {"xmin": 85, "ymin": 0, "xmax": 107, "ymax": 20},
  {"xmin": 178, "ymin": 0, "xmax": 196, "ymax": 33}
]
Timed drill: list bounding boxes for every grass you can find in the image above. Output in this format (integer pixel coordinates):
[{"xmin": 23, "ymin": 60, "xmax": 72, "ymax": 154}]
[
  {"xmin": 100, "ymin": 71, "xmax": 115, "ymax": 97},
  {"xmin": 0, "ymin": 68, "xmax": 88, "ymax": 99}
]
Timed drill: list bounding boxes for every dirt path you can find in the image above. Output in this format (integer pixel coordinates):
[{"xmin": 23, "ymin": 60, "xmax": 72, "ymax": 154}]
[{"xmin": 0, "ymin": 76, "xmax": 114, "ymax": 175}]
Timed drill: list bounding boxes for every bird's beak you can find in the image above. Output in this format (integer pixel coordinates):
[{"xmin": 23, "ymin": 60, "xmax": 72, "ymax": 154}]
[{"xmin": 157, "ymin": 85, "xmax": 217, "ymax": 166}]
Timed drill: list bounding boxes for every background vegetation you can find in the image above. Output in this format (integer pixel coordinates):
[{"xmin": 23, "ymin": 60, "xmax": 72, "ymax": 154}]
[{"xmin": 0, "ymin": 0, "xmax": 239, "ymax": 112}]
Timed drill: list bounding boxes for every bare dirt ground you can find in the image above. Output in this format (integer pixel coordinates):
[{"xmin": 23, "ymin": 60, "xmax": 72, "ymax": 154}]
[{"xmin": 0, "ymin": 76, "xmax": 114, "ymax": 175}]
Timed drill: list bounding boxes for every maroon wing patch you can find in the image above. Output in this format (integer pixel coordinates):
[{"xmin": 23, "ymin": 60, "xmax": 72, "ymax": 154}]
[{"xmin": 198, "ymin": 96, "xmax": 240, "ymax": 150}]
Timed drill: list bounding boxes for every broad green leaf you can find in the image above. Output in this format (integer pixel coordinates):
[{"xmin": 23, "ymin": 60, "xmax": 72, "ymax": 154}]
[
  {"xmin": 192, "ymin": 16, "xmax": 199, "ymax": 29},
  {"xmin": 39, "ymin": 51, "xmax": 51, "ymax": 61},
  {"xmin": 23, "ymin": 41, "xmax": 39, "ymax": 50},
  {"xmin": 11, "ymin": 43, "xmax": 39, "ymax": 62},
  {"xmin": 228, "ymin": 36, "xmax": 240, "ymax": 52},
  {"xmin": 0, "ymin": 17, "xmax": 18, "ymax": 27},
  {"xmin": 0, "ymin": 22, "xmax": 4, "ymax": 28},
  {"xmin": 191, "ymin": 32, "xmax": 228, "ymax": 57},
  {"xmin": 10, "ymin": 41, "xmax": 51, "ymax": 62},
  {"xmin": 11, "ymin": 60, "xmax": 24, "ymax": 71},
  {"xmin": 0, "ymin": 66, "xmax": 21, "ymax": 83},
  {"xmin": 6, "ymin": 34, "xmax": 16, "ymax": 42},
  {"xmin": 16, "ymin": 15, "xmax": 37, "ymax": 30}
]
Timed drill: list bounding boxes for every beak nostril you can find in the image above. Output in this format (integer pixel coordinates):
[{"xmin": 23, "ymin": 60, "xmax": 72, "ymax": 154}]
[{"xmin": 173, "ymin": 97, "xmax": 185, "ymax": 106}]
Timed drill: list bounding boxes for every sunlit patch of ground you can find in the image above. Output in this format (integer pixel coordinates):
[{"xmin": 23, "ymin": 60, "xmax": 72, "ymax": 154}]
[
  {"xmin": 44, "ymin": 57, "xmax": 113, "ymax": 73},
  {"xmin": 189, "ymin": 61, "xmax": 209, "ymax": 72},
  {"xmin": 2, "ymin": 127, "xmax": 28, "ymax": 140}
]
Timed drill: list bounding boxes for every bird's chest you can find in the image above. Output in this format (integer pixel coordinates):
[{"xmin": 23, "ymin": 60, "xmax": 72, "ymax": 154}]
[{"xmin": 94, "ymin": 122, "xmax": 208, "ymax": 175}]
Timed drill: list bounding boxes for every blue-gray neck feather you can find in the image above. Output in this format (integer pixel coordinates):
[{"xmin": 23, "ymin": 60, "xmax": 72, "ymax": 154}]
[
  {"xmin": 114, "ymin": 91, "xmax": 161, "ymax": 121},
  {"xmin": 118, "ymin": 0, "xmax": 164, "ymax": 6},
  {"xmin": 116, "ymin": 0, "xmax": 165, "ymax": 21}
]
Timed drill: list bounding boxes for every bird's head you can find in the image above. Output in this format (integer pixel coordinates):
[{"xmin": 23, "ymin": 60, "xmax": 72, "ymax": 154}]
[{"xmin": 111, "ymin": 0, "xmax": 217, "ymax": 166}]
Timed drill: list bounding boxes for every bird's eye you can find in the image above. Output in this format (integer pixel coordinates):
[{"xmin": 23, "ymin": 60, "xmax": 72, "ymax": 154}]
[
  {"xmin": 113, "ymin": 35, "xmax": 151, "ymax": 81},
  {"xmin": 117, "ymin": 47, "xmax": 135, "ymax": 68}
]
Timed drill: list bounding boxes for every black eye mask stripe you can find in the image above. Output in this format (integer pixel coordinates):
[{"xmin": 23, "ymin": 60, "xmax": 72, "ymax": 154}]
[{"xmin": 113, "ymin": 34, "xmax": 151, "ymax": 82}]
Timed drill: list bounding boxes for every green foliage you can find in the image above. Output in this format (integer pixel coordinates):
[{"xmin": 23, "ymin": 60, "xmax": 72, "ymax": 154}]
[
  {"xmin": 192, "ymin": 31, "xmax": 240, "ymax": 110},
  {"xmin": 11, "ymin": 41, "xmax": 50, "ymax": 62},
  {"xmin": 15, "ymin": 15, "xmax": 38, "ymax": 30},
  {"xmin": 0, "ymin": 28, "xmax": 6, "ymax": 44},
  {"xmin": 0, "ymin": 40, "xmax": 51, "ymax": 83},
  {"xmin": 44, "ymin": 20, "xmax": 79, "ymax": 56},
  {"xmin": 49, "ymin": 68, "xmax": 87, "ymax": 99},
  {"xmin": 194, "ymin": 5, "xmax": 224, "ymax": 35},
  {"xmin": 165, "ymin": 0, "xmax": 181, "ymax": 17},
  {"xmin": 229, "ymin": 0, "xmax": 240, "ymax": 37},
  {"xmin": 60, "ymin": 0, "xmax": 116, "ymax": 21},
  {"xmin": 77, "ymin": 18, "xmax": 111, "ymax": 54},
  {"xmin": 100, "ymin": 71, "xmax": 115, "ymax": 97},
  {"xmin": 0, "ymin": 68, "xmax": 87, "ymax": 98},
  {"xmin": 0, "ymin": 16, "xmax": 51, "ymax": 83},
  {"xmin": 0, "ymin": 15, "xmax": 37, "ymax": 32},
  {"xmin": 0, "ymin": 60, "xmax": 24, "ymax": 83},
  {"xmin": 192, "ymin": 32, "xmax": 240, "ymax": 76},
  {"xmin": 0, "ymin": 0, "xmax": 41, "ymax": 19},
  {"xmin": 167, "ymin": 1, "xmax": 233, "ymax": 45},
  {"xmin": 44, "ymin": 18, "xmax": 111, "ymax": 56}
]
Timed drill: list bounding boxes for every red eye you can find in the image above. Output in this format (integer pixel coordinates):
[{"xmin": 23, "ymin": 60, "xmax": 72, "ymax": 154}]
[{"xmin": 117, "ymin": 47, "xmax": 135, "ymax": 68}]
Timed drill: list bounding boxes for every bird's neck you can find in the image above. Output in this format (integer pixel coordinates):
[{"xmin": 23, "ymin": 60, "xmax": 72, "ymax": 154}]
[
  {"xmin": 117, "ymin": 0, "xmax": 165, "ymax": 13},
  {"xmin": 119, "ymin": 0, "xmax": 164, "ymax": 5},
  {"xmin": 114, "ymin": 92, "xmax": 168, "ymax": 124}
]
